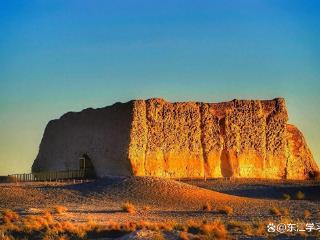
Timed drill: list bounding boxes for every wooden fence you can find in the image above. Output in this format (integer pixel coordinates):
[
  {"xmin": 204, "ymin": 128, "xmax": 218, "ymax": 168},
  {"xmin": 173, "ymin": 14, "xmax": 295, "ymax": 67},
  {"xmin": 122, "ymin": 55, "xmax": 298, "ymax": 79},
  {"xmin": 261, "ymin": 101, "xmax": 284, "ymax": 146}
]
[{"xmin": 9, "ymin": 170, "xmax": 86, "ymax": 182}]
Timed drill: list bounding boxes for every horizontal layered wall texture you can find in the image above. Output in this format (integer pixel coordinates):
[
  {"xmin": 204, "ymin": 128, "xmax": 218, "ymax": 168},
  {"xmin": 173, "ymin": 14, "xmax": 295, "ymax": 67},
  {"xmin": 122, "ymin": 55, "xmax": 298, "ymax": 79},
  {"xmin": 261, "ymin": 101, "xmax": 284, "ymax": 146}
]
[{"xmin": 32, "ymin": 98, "xmax": 319, "ymax": 180}]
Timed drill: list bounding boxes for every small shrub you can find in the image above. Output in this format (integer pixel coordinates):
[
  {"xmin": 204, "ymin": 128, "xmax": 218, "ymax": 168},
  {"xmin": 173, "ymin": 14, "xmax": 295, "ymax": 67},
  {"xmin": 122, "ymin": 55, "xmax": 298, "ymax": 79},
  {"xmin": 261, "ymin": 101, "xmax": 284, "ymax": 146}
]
[
  {"xmin": 269, "ymin": 207, "xmax": 290, "ymax": 217},
  {"xmin": 253, "ymin": 221, "xmax": 267, "ymax": 236},
  {"xmin": 121, "ymin": 202, "xmax": 136, "ymax": 213},
  {"xmin": 1, "ymin": 209, "xmax": 19, "ymax": 223},
  {"xmin": 174, "ymin": 223, "xmax": 188, "ymax": 232},
  {"xmin": 202, "ymin": 202, "xmax": 212, "ymax": 211},
  {"xmin": 22, "ymin": 210, "xmax": 55, "ymax": 234},
  {"xmin": 296, "ymin": 191, "xmax": 305, "ymax": 200},
  {"xmin": 1, "ymin": 234, "xmax": 14, "ymax": 240},
  {"xmin": 146, "ymin": 223, "xmax": 160, "ymax": 231},
  {"xmin": 218, "ymin": 206, "xmax": 233, "ymax": 215},
  {"xmin": 308, "ymin": 171, "xmax": 320, "ymax": 180},
  {"xmin": 153, "ymin": 232, "xmax": 165, "ymax": 240},
  {"xmin": 178, "ymin": 231, "xmax": 189, "ymax": 240},
  {"xmin": 142, "ymin": 205, "xmax": 151, "ymax": 211},
  {"xmin": 229, "ymin": 220, "xmax": 255, "ymax": 236},
  {"xmin": 282, "ymin": 208, "xmax": 290, "ymax": 216},
  {"xmin": 160, "ymin": 220, "xmax": 176, "ymax": 231},
  {"xmin": 303, "ymin": 210, "xmax": 311, "ymax": 218},
  {"xmin": 199, "ymin": 220, "xmax": 227, "ymax": 239},
  {"xmin": 282, "ymin": 193, "xmax": 291, "ymax": 200},
  {"xmin": 53, "ymin": 205, "xmax": 68, "ymax": 214},
  {"xmin": 57, "ymin": 236, "xmax": 70, "ymax": 240},
  {"xmin": 270, "ymin": 207, "xmax": 281, "ymax": 216},
  {"xmin": 186, "ymin": 220, "xmax": 200, "ymax": 234},
  {"xmin": 43, "ymin": 210, "xmax": 54, "ymax": 222},
  {"xmin": 106, "ymin": 221, "xmax": 121, "ymax": 231},
  {"xmin": 122, "ymin": 222, "xmax": 137, "ymax": 232}
]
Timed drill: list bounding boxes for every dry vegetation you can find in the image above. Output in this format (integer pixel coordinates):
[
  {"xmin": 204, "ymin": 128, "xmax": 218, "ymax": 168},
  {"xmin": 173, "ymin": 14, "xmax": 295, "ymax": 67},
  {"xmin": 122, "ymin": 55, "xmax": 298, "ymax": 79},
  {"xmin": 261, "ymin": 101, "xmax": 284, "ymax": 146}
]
[
  {"xmin": 269, "ymin": 207, "xmax": 289, "ymax": 217},
  {"xmin": 142, "ymin": 205, "xmax": 151, "ymax": 211},
  {"xmin": 53, "ymin": 205, "xmax": 68, "ymax": 215},
  {"xmin": 282, "ymin": 193, "xmax": 291, "ymax": 200},
  {"xmin": 201, "ymin": 202, "xmax": 212, "ymax": 212},
  {"xmin": 201, "ymin": 203, "xmax": 233, "ymax": 215},
  {"xmin": 178, "ymin": 231, "xmax": 189, "ymax": 240},
  {"xmin": 303, "ymin": 209, "xmax": 311, "ymax": 218},
  {"xmin": 270, "ymin": 207, "xmax": 282, "ymax": 217},
  {"xmin": 0, "ymin": 177, "xmax": 319, "ymax": 239},
  {"xmin": 0, "ymin": 209, "xmax": 232, "ymax": 239},
  {"xmin": 282, "ymin": 208, "xmax": 290, "ymax": 216},
  {"xmin": 121, "ymin": 202, "xmax": 136, "ymax": 214},
  {"xmin": 0, "ymin": 208, "xmax": 319, "ymax": 240},
  {"xmin": 295, "ymin": 191, "xmax": 305, "ymax": 200},
  {"xmin": 217, "ymin": 206, "xmax": 233, "ymax": 215},
  {"xmin": 3, "ymin": 208, "xmax": 312, "ymax": 240}
]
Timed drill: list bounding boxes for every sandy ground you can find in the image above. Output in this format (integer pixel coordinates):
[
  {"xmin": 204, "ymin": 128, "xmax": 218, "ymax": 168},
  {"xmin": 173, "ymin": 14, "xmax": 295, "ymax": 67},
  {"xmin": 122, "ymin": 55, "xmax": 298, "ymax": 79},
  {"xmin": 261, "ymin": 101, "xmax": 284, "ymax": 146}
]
[{"xmin": 0, "ymin": 177, "xmax": 319, "ymax": 239}]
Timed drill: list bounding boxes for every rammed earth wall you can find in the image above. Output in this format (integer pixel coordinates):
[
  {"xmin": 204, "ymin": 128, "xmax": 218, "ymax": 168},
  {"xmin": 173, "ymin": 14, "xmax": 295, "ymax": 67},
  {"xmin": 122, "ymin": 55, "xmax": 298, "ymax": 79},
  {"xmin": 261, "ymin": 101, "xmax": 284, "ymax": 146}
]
[{"xmin": 32, "ymin": 98, "xmax": 319, "ymax": 180}]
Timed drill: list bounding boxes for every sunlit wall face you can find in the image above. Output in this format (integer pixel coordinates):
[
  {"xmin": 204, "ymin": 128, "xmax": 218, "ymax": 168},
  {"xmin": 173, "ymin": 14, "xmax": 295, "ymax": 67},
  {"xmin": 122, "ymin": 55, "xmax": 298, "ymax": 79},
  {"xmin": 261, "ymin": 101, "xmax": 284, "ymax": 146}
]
[{"xmin": 0, "ymin": 0, "xmax": 319, "ymax": 175}]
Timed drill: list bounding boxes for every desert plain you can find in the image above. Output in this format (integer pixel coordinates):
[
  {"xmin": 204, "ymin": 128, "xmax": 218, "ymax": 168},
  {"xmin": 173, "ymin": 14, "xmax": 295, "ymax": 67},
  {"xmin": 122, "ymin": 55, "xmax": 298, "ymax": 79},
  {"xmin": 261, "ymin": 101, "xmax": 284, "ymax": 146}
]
[{"xmin": 0, "ymin": 176, "xmax": 320, "ymax": 239}]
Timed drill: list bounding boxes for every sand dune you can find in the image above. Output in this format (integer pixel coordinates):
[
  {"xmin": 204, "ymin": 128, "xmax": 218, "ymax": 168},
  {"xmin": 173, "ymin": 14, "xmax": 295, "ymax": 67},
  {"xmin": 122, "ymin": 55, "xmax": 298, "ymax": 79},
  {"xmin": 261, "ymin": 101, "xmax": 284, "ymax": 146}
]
[
  {"xmin": 0, "ymin": 176, "xmax": 255, "ymax": 212},
  {"xmin": 65, "ymin": 176, "xmax": 248, "ymax": 209},
  {"xmin": 1, "ymin": 177, "xmax": 318, "ymax": 223}
]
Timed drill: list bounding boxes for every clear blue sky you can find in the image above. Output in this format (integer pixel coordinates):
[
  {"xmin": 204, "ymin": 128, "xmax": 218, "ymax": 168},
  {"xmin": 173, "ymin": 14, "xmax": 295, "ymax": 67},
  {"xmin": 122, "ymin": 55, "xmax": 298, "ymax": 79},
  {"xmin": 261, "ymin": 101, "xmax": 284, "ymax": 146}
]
[{"xmin": 1, "ymin": 0, "xmax": 319, "ymax": 175}]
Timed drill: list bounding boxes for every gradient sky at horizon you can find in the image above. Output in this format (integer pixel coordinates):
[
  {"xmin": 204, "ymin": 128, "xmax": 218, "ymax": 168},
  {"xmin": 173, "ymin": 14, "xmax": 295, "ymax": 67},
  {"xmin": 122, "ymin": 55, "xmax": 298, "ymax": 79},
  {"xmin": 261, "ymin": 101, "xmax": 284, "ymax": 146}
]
[{"xmin": 1, "ymin": 0, "xmax": 320, "ymax": 175}]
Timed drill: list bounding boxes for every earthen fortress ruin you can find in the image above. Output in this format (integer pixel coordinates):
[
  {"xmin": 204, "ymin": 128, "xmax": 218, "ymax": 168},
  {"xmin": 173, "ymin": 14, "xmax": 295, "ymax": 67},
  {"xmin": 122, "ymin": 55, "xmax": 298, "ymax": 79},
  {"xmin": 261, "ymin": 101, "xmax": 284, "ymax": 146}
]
[{"xmin": 32, "ymin": 98, "xmax": 319, "ymax": 180}]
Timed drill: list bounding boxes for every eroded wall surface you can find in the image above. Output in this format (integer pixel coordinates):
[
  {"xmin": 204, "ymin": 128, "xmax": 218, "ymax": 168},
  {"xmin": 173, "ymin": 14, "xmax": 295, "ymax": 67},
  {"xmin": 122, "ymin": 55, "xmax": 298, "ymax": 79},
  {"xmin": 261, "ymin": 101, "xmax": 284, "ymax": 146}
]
[
  {"xmin": 286, "ymin": 124, "xmax": 319, "ymax": 179},
  {"xmin": 33, "ymin": 98, "xmax": 319, "ymax": 179},
  {"xmin": 128, "ymin": 98, "xmax": 318, "ymax": 179}
]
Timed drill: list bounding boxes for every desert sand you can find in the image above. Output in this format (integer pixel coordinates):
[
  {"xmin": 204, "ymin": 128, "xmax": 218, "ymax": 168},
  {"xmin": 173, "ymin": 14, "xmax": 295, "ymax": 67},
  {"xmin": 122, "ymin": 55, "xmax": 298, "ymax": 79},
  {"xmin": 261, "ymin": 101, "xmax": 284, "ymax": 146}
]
[{"xmin": 0, "ymin": 177, "xmax": 319, "ymax": 239}]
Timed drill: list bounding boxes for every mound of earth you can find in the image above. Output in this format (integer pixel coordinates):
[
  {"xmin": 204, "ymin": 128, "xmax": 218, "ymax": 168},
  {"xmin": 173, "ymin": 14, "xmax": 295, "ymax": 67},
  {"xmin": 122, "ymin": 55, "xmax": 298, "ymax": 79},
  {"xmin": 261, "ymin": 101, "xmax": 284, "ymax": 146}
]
[
  {"xmin": 1, "ymin": 177, "xmax": 319, "ymax": 228},
  {"xmin": 0, "ymin": 177, "xmax": 254, "ymax": 211},
  {"xmin": 66, "ymin": 176, "xmax": 247, "ymax": 209}
]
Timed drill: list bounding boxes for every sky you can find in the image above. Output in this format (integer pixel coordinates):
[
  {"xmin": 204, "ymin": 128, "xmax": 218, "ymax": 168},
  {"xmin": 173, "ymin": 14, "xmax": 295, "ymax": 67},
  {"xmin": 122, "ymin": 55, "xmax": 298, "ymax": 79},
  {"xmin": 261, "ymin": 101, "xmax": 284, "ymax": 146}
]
[{"xmin": 0, "ymin": 0, "xmax": 320, "ymax": 175}]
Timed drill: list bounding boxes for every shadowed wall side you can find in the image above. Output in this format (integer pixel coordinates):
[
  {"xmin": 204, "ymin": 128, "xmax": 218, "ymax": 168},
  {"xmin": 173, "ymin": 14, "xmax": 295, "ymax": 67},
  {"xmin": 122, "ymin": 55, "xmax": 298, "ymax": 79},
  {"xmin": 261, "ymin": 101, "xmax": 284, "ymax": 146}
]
[
  {"xmin": 32, "ymin": 102, "xmax": 134, "ymax": 177},
  {"xmin": 286, "ymin": 124, "xmax": 320, "ymax": 179}
]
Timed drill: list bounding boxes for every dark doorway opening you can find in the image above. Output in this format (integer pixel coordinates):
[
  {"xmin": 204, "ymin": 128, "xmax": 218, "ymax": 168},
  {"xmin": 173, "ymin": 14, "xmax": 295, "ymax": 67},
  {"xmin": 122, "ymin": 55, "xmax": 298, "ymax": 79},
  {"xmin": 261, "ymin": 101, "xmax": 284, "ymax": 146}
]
[{"xmin": 79, "ymin": 154, "xmax": 97, "ymax": 179}]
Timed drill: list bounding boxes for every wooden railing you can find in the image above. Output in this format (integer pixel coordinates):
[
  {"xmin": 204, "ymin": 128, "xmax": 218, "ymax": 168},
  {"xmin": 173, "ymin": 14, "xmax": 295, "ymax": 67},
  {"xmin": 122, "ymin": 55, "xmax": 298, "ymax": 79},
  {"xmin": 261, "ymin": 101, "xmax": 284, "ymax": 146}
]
[{"xmin": 9, "ymin": 170, "xmax": 86, "ymax": 182}]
